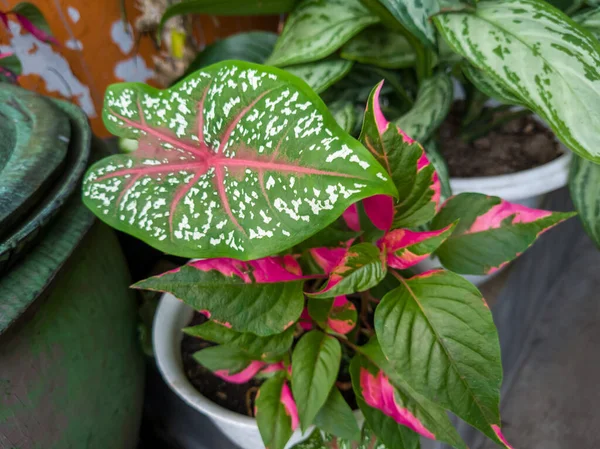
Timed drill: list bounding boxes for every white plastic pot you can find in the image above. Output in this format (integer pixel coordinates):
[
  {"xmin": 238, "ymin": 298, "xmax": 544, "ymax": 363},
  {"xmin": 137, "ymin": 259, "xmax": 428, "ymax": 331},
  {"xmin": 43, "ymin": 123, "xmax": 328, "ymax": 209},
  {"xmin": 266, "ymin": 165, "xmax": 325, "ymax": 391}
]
[{"xmin": 154, "ymin": 293, "xmax": 362, "ymax": 449}]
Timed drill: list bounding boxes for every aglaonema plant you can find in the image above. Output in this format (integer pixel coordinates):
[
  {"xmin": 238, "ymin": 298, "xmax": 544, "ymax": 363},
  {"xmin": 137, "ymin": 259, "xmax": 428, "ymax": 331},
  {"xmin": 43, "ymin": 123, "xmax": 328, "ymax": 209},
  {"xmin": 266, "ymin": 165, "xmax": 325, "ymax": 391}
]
[{"xmin": 82, "ymin": 61, "xmax": 574, "ymax": 449}]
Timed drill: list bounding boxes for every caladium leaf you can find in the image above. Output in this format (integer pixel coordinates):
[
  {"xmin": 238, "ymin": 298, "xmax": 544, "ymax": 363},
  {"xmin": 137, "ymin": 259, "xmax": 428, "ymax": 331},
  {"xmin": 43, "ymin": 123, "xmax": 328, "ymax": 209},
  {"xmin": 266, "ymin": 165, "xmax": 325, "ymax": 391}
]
[
  {"xmin": 291, "ymin": 330, "xmax": 342, "ymax": 430},
  {"xmin": 83, "ymin": 61, "xmax": 396, "ymax": 260},
  {"xmin": 574, "ymin": 6, "xmax": 600, "ymax": 41},
  {"xmin": 341, "ymin": 27, "xmax": 416, "ymax": 69},
  {"xmin": 266, "ymin": 0, "xmax": 379, "ymax": 67},
  {"xmin": 134, "ymin": 256, "xmax": 306, "ymax": 336},
  {"xmin": 394, "ymin": 73, "xmax": 454, "ymax": 142},
  {"xmin": 283, "ymin": 59, "xmax": 354, "ymax": 94},
  {"xmin": 375, "ymin": 270, "xmax": 512, "ymax": 447},
  {"xmin": 11, "ymin": 2, "xmax": 58, "ymax": 45},
  {"xmin": 379, "ymin": 224, "xmax": 455, "ymax": 270},
  {"xmin": 314, "ymin": 387, "xmax": 361, "ymax": 440},
  {"xmin": 309, "ymin": 243, "xmax": 387, "ymax": 298},
  {"xmin": 184, "ymin": 321, "xmax": 295, "ymax": 359},
  {"xmin": 308, "ymin": 295, "xmax": 358, "ymax": 334},
  {"xmin": 431, "ymin": 193, "xmax": 576, "ymax": 275},
  {"xmin": 434, "ymin": 0, "xmax": 600, "ymax": 163},
  {"xmin": 569, "ymin": 154, "xmax": 600, "ymax": 248},
  {"xmin": 360, "ymin": 82, "xmax": 441, "ymax": 231},
  {"xmin": 461, "ymin": 63, "xmax": 522, "ymax": 106},
  {"xmin": 256, "ymin": 372, "xmax": 299, "ymax": 449}
]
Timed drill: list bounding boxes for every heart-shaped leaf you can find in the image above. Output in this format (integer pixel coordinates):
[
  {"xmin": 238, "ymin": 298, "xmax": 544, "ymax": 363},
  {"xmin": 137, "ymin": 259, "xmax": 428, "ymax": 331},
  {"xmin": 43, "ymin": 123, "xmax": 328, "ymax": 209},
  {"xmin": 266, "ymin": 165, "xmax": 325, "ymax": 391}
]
[
  {"xmin": 134, "ymin": 256, "xmax": 306, "ymax": 336},
  {"xmin": 574, "ymin": 7, "xmax": 600, "ymax": 41},
  {"xmin": 283, "ymin": 59, "xmax": 354, "ymax": 94},
  {"xmin": 569, "ymin": 154, "xmax": 600, "ymax": 248},
  {"xmin": 83, "ymin": 61, "xmax": 396, "ymax": 260},
  {"xmin": 341, "ymin": 27, "xmax": 415, "ymax": 69},
  {"xmin": 308, "ymin": 295, "xmax": 358, "ymax": 334},
  {"xmin": 360, "ymin": 82, "xmax": 441, "ymax": 230},
  {"xmin": 375, "ymin": 270, "xmax": 511, "ymax": 447},
  {"xmin": 314, "ymin": 386, "xmax": 361, "ymax": 441},
  {"xmin": 267, "ymin": 0, "xmax": 379, "ymax": 67},
  {"xmin": 256, "ymin": 372, "xmax": 299, "ymax": 449},
  {"xmin": 434, "ymin": 0, "xmax": 600, "ymax": 163},
  {"xmin": 291, "ymin": 330, "xmax": 342, "ymax": 430},
  {"xmin": 431, "ymin": 193, "xmax": 576, "ymax": 275},
  {"xmin": 379, "ymin": 224, "xmax": 455, "ymax": 270},
  {"xmin": 309, "ymin": 243, "xmax": 387, "ymax": 298}
]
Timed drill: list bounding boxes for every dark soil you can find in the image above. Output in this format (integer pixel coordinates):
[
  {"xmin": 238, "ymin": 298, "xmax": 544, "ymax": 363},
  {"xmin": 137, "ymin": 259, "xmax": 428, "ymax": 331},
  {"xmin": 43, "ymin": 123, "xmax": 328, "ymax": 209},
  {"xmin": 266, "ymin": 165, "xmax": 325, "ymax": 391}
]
[{"xmin": 439, "ymin": 103, "xmax": 563, "ymax": 177}]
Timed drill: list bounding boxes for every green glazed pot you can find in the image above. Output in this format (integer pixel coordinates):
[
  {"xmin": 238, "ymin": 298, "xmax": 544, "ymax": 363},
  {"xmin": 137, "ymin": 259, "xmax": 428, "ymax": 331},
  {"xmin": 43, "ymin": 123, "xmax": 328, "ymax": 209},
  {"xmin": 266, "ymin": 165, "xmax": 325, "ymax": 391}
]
[{"xmin": 0, "ymin": 87, "xmax": 144, "ymax": 449}]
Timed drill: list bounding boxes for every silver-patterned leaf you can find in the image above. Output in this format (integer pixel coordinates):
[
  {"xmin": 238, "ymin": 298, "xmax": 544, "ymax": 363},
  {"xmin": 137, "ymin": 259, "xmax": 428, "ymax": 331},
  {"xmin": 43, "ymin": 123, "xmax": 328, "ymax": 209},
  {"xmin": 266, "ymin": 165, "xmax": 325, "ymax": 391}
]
[
  {"xmin": 267, "ymin": 0, "xmax": 379, "ymax": 67},
  {"xmin": 461, "ymin": 63, "xmax": 522, "ymax": 105},
  {"xmin": 283, "ymin": 59, "xmax": 354, "ymax": 94},
  {"xmin": 574, "ymin": 6, "xmax": 600, "ymax": 41},
  {"xmin": 341, "ymin": 27, "xmax": 416, "ymax": 69},
  {"xmin": 434, "ymin": 0, "xmax": 600, "ymax": 163},
  {"xmin": 569, "ymin": 154, "xmax": 600, "ymax": 248}
]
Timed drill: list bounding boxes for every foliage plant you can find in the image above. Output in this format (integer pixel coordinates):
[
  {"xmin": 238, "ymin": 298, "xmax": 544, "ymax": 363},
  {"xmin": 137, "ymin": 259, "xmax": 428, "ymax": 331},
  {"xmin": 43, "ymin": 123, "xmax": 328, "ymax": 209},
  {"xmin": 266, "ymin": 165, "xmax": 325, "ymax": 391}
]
[
  {"xmin": 159, "ymin": 0, "xmax": 600, "ymax": 249},
  {"xmin": 83, "ymin": 60, "xmax": 573, "ymax": 448}
]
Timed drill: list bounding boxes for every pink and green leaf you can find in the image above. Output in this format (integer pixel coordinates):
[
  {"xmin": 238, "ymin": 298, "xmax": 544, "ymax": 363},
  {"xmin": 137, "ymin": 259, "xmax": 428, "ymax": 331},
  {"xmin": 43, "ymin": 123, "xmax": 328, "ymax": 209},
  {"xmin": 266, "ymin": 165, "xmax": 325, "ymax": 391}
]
[
  {"xmin": 431, "ymin": 193, "xmax": 576, "ymax": 275},
  {"xmin": 82, "ymin": 61, "xmax": 396, "ymax": 261},
  {"xmin": 134, "ymin": 255, "xmax": 305, "ymax": 336},
  {"xmin": 256, "ymin": 372, "xmax": 299, "ymax": 449},
  {"xmin": 359, "ymin": 82, "xmax": 441, "ymax": 230},
  {"xmin": 192, "ymin": 345, "xmax": 259, "ymax": 381},
  {"xmin": 378, "ymin": 223, "xmax": 455, "ymax": 270},
  {"xmin": 11, "ymin": 3, "xmax": 58, "ymax": 45},
  {"xmin": 308, "ymin": 295, "xmax": 357, "ymax": 334},
  {"xmin": 308, "ymin": 242, "xmax": 387, "ymax": 299},
  {"xmin": 0, "ymin": 52, "xmax": 22, "ymax": 81}
]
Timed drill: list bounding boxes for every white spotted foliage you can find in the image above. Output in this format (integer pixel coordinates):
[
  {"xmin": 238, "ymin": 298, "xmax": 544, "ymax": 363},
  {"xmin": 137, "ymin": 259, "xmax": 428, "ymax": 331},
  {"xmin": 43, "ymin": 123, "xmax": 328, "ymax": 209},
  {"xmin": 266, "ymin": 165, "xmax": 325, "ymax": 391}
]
[{"xmin": 83, "ymin": 61, "xmax": 396, "ymax": 260}]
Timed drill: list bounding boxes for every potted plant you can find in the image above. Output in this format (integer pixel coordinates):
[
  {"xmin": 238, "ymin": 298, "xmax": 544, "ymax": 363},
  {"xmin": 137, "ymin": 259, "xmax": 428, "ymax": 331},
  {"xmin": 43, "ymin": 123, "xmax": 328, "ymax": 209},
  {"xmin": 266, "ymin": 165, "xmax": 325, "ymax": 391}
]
[
  {"xmin": 159, "ymin": 0, "xmax": 600, "ymax": 252},
  {"xmin": 82, "ymin": 60, "xmax": 573, "ymax": 448}
]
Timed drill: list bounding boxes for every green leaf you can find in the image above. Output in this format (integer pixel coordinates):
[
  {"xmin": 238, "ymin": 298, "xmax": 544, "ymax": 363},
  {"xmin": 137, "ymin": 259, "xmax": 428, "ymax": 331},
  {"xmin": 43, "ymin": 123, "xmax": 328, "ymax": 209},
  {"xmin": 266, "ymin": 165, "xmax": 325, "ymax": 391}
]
[
  {"xmin": 266, "ymin": 0, "xmax": 379, "ymax": 67},
  {"xmin": 461, "ymin": 63, "xmax": 522, "ymax": 106},
  {"xmin": 569, "ymin": 154, "xmax": 600, "ymax": 247},
  {"xmin": 374, "ymin": 270, "xmax": 505, "ymax": 446},
  {"xmin": 309, "ymin": 243, "xmax": 387, "ymax": 298},
  {"xmin": 283, "ymin": 59, "xmax": 354, "ymax": 94},
  {"xmin": 546, "ymin": 0, "xmax": 585, "ymax": 14},
  {"xmin": 0, "ymin": 53, "xmax": 22, "ymax": 77},
  {"xmin": 181, "ymin": 32, "xmax": 277, "ymax": 79},
  {"xmin": 329, "ymin": 101, "xmax": 358, "ymax": 134},
  {"xmin": 395, "ymin": 73, "xmax": 453, "ymax": 142},
  {"xmin": 134, "ymin": 257, "xmax": 305, "ymax": 336},
  {"xmin": 11, "ymin": 2, "xmax": 57, "ymax": 44},
  {"xmin": 292, "ymin": 330, "xmax": 342, "ymax": 430},
  {"xmin": 193, "ymin": 345, "xmax": 251, "ymax": 373},
  {"xmin": 184, "ymin": 321, "xmax": 295, "ymax": 358},
  {"xmin": 291, "ymin": 426, "xmax": 385, "ymax": 448},
  {"xmin": 422, "ymin": 139, "xmax": 452, "ymax": 200},
  {"xmin": 314, "ymin": 387, "xmax": 360, "ymax": 440},
  {"xmin": 256, "ymin": 372, "xmax": 297, "ymax": 449},
  {"xmin": 574, "ymin": 6, "xmax": 600, "ymax": 40},
  {"xmin": 433, "ymin": 0, "xmax": 600, "ymax": 163},
  {"xmin": 83, "ymin": 61, "xmax": 396, "ymax": 260},
  {"xmin": 159, "ymin": 0, "xmax": 296, "ymax": 36},
  {"xmin": 431, "ymin": 193, "xmax": 576, "ymax": 274},
  {"xmin": 341, "ymin": 27, "xmax": 416, "ymax": 69}
]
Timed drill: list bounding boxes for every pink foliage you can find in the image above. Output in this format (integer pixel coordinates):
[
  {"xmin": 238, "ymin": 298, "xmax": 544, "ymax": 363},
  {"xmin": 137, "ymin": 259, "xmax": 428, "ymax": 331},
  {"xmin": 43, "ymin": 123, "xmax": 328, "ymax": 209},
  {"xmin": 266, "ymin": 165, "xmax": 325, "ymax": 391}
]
[
  {"xmin": 281, "ymin": 382, "xmax": 299, "ymax": 431},
  {"xmin": 468, "ymin": 200, "xmax": 553, "ymax": 234},
  {"xmin": 379, "ymin": 225, "xmax": 453, "ymax": 269},
  {"xmin": 215, "ymin": 361, "xmax": 266, "ymax": 384}
]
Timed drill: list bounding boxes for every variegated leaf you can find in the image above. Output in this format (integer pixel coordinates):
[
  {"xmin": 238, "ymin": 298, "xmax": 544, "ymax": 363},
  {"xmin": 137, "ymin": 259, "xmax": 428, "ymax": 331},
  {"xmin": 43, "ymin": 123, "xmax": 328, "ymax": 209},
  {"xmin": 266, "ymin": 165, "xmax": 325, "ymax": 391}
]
[
  {"xmin": 375, "ymin": 270, "xmax": 511, "ymax": 448},
  {"xmin": 308, "ymin": 295, "xmax": 357, "ymax": 334},
  {"xmin": 434, "ymin": 0, "xmax": 600, "ymax": 163},
  {"xmin": 395, "ymin": 73, "xmax": 454, "ymax": 142},
  {"xmin": 461, "ymin": 63, "xmax": 522, "ymax": 105},
  {"xmin": 360, "ymin": 82, "xmax": 441, "ymax": 230},
  {"xmin": 431, "ymin": 193, "xmax": 576, "ymax": 275},
  {"xmin": 574, "ymin": 6, "xmax": 600, "ymax": 41},
  {"xmin": 193, "ymin": 346, "xmax": 266, "ymax": 383},
  {"xmin": 83, "ymin": 61, "xmax": 396, "ymax": 260},
  {"xmin": 267, "ymin": 0, "xmax": 379, "ymax": 67},
  {"xmin": 341, "ymin": 27, "xmax": 416, "ymax": 69},
  {"xmin": 569, "ymin": 154, "xmax": 600, "ymax": 248},
  {"xmin": 283, "ymin": 59, "xmax": 354, "ymax": 94},
  {"xmin": 134, "ymin": 256, "xmax": 306, "ymax": 336},
  {"xmin": 422, "ymin": 139, "xmax": 452, "ymax": 200}
]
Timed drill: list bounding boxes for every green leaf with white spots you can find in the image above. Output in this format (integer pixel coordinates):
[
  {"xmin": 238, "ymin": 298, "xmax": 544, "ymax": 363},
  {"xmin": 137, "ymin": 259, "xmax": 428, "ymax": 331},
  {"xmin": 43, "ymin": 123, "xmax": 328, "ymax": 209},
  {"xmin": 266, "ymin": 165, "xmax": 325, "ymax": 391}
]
[
  {"xmin": 328, "ymin": 101, "xmax": 357, "ymax": 134},
  {"xmin": 266, "ymin": 0, "xmax": 379, "ymax": 67},
  {"xmin": 341, "ymin": 27, "xmax": 416, "ymax": 69},
  {"xmin": 83, "ymin": 61, "xmax": 396, "ymax": 260},
  {"xmin": 461, "ymin": 63, "xmax": 522, "ymax": 105},
  {"xmin": 574, "ymin": 6, "xmax": 600, "ymax": 40},
  {"xmin": 434, "ymin": 0, "xmax": 600, "ymax": 163},
  {"xmin": 569, "ymin": 154, "xmax": 600, "ymax": 248},
  {"xmin": 283, "ymin": 59, "xmax": 354, "ymax": 94},
  {"xmin": 394, "ymin": 73, "xmax": 453, "ymax": 142}
]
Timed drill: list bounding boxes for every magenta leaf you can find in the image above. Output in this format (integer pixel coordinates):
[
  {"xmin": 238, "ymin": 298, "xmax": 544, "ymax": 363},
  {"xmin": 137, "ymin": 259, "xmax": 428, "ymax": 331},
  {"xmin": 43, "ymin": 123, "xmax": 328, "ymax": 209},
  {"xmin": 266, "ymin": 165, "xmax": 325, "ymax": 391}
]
[
  {"xmin": 379, "ymin": 223, "xmax": 455, "ymax": 270},
  {"xmin": 492, "ymin": 424, "xmax": 515, "ymax": 449},
  {"xmin": 134, "ymin": 255, "xmax": 305, "ymax": 336},
  {"xmin": 11, "ymin": 3, "xmax": 58, "ymax": 45},
  {"xmin": 431, "ymin": 193, "xmax": 576, "ymax": 274},
  {"xmin": 308, "ymin": 295, "xmax": 357, "ymax": 334},
  {"xmin": 82, "ymin": 61, "xmax": 397, "ymax": 260},
  {"xmin": 359, "ymin": 81, "xmax": 441, "ymax": 230},
  {"xmin": 256, "ymin": 372, "xmax": 299, "ymax": 449}
]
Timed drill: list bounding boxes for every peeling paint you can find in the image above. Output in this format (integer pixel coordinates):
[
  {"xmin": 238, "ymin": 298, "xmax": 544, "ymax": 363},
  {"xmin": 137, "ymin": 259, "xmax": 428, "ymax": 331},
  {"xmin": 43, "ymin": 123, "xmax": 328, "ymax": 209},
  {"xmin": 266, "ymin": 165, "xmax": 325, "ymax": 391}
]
[{"xmin": 114, "ymin": 55, "xmax": 154, "ymax": 83}]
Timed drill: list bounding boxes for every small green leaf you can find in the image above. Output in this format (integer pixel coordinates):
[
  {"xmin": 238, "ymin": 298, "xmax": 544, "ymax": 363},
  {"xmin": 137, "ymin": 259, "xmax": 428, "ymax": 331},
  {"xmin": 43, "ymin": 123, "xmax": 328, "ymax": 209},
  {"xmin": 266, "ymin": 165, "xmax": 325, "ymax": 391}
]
[
  {"xmin": 314, "ymin": 387, "xmax": 360, "ymax": 441},
  {"xmin": 193, "ymin": 345, "xmax": 251, "ymax": 373},
  {"xmin": 569, "ymin": 154, "xmax": 600, "ymax": 248},
  {"xmin": 267, "ymin": 0, "xmax": 379, "ymax": 67},
  {"xmin": 394, "ymin": 73, "xmax": 454, "ymax": 142},
  {"xmin": 256, "ymin": 372, "xmax": 298, "ymax": 449},
  {"xmin": 341, "ymin": 27, "xmax": 415, "ymax": 69},
  {"xmin": 292, "ymin": 330, "xmax": 342, "ymax": 430},
  {"xmin": 283, "ymin": 59, "xmax": 354, "ymax": 94},
  {"xmin": 0, "ymin": 53, "xmax": 22, "ymax": 78}
]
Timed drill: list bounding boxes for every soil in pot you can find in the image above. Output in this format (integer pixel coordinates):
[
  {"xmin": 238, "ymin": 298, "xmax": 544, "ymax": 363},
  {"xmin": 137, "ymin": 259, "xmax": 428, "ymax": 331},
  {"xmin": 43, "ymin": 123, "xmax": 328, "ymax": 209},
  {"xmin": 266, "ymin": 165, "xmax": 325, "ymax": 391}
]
[{"xmin": 439, "ymin": 102, "xmax": 563, "ymax": 177}]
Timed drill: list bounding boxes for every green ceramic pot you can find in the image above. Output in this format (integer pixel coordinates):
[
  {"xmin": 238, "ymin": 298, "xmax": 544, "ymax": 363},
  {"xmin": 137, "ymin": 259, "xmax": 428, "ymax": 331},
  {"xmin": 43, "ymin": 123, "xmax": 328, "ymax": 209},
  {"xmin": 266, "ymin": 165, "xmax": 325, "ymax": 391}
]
[{"xmin": 0, "ymin": 87, "xmax": 144, "ymax": 449}]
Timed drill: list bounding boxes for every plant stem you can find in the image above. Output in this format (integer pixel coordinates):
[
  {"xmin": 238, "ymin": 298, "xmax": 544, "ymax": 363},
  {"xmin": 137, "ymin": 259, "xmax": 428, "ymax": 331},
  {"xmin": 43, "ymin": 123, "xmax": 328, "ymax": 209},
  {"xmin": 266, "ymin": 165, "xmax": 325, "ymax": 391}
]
[{"xmin": 461, "ymin": 108, "xmax": 530, "ymax": 142}]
